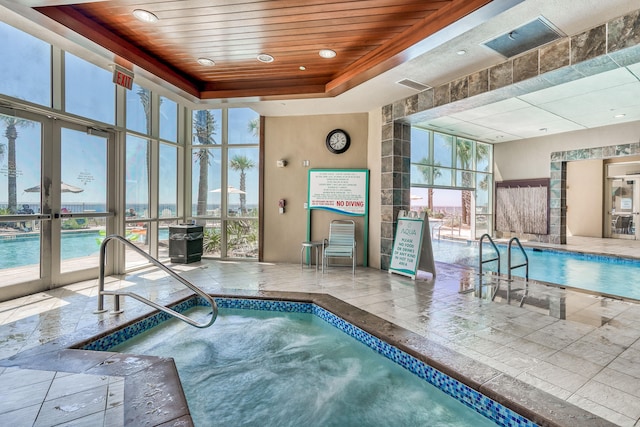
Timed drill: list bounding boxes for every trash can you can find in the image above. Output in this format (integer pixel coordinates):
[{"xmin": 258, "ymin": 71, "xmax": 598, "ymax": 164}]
[{"xmin": 169, "ymin": 224, "xmax": 204, "ymax": 263}]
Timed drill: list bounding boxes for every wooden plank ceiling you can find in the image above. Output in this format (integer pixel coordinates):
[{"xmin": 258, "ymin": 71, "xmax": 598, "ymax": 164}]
[{"xmin": 34, "ymin": 0, "xmax": 492, "ymax": 100}]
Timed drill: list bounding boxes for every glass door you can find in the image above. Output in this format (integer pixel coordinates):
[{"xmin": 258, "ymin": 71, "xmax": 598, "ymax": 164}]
[
  {"xmin": 57, "ymin": 124, "xmax": 114, "ymax": 281},
  {"xmin": 0, "ymin": 109, "xmax": 48, "ymax": 291},
  {"xmin": 0, "ymin": 108, "xmax": 115, "ymax": 296},
  {"xmin": 608, "ymin": 178, "xmax": 638, "ymax": 240}
]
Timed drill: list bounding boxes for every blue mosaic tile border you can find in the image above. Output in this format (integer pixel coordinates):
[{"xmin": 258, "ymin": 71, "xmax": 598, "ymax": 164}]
[
  {"xmin": 81, "ymin": 297, "xmax": 204, "ymax": 351},
  {"xmin": 312, "ymin": 305, "xmax": 536, "ymax": 427},
  {"xmin": 214, "ymin": 297, "xmax": 313, "ymax": 313},
  {"xmin": 82, "ymin": 297, "xmax": 536, "ymax": 427}
]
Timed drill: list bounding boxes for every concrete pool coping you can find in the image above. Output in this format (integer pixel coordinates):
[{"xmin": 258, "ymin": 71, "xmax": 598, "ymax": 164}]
[{"xmin": 0, "ymin": 289, "xmax": 617, "ymax": 427}]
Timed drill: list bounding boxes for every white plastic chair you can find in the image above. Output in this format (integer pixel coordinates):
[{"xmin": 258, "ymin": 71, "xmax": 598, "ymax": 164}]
[{"xmin": 323, "ymin": 219, "xmax": 356, "ymax": 274}]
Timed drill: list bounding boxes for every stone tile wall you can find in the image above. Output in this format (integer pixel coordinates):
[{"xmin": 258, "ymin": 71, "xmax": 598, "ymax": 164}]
[{"xmin": 380, "ymin": 8, "xmax": 640, "ymax": 261}]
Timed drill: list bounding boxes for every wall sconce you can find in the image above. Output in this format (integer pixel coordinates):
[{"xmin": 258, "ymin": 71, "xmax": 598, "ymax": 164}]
[{"xmin": 276, "ymin": 159, "xmax": 287, "ymax": 168}]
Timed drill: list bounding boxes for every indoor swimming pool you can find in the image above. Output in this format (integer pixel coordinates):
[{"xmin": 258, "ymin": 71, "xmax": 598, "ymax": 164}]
[
  {"xmin": 433, "ymin": 239, "xmax": 640, "ymax": 300},
  {"xmin": 82, "ymin": 297, "xmax": 535, "ymax": 427}
]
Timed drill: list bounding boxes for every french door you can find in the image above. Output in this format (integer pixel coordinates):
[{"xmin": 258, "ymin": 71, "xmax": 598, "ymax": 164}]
[
  {"xmin": 608, "ymin": 177, "xmax": 639, "ymax": 240},
  {"xmin": 0, "ymin": 108, "xmax": 115, "ymax": 298}
]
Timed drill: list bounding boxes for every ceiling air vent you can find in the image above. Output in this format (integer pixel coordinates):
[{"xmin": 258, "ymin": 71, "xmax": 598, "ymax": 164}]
[
  {"xmin": 484, "ymin": 16, "xmax": 563, "ymax": 58},
  {"xmin": 396, "ymin": 78, "xmax": 431, "ymax": 92}
]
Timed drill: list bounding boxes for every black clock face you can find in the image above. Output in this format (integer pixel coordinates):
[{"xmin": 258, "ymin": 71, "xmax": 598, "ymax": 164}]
[{"xmin": 326, "ymin": 129, "xmax": 350, "ymax": 154}]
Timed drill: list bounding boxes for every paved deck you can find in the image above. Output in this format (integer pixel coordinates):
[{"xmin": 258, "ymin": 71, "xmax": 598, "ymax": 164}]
[{"xmin": 0, "ymin": 236, "xmax": 639, "ymax": 426}]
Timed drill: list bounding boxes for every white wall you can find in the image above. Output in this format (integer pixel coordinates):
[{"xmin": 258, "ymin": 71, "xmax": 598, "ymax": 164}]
[
  {"xmin": 263, "ymin": 113, "xmax": 370, "ymax": 264},
  {"xmin": 494, "ymin": 121, "xmax": 640, "ymax": 181},
  {"xmin": 566, "ymin": 160, "xmax": 603, "ymax": 237}
]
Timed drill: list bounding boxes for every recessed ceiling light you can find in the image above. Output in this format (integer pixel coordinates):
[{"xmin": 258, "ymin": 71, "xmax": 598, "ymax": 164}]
[
  {"xmin": 257, "ymin": 53, "xmax": 274, "ymax": 63},
  {"xmin": 456, "ymin": 50, "xmax": 467, "ymax": 55},
  {"xmin": 614, "ymin": 113, "xmax": 626, "ymax": 118},
  {"xmin": 319, "ymin": 49, "xmax": 336, "ymax": 59},
  {"xmin": 299, "ymin": 66, "xmax": 306, "ymax": 71},
  {"xmin": 132, "ymin": 9, "xmax": 158, "ymax": 23},
  {"xmin": 197, "ymin": 58, "xmax": 215, "ymax": 66}
]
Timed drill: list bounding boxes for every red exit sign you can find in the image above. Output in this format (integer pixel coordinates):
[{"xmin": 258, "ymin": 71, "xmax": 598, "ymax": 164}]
[{"xmin": 112, "ymin": 65, "xmax": 134, "ymax": 90}]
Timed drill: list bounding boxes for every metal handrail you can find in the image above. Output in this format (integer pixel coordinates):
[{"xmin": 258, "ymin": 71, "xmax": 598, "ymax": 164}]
[
  {"xmin": 431, "ymin": 223, "xmax": 443, "ymax": 240},
  {"xmin": 479, "ymin": 233, "xmax": 500, "ymax": 298},
  {"xmin": 95, "ymin": 234, "xmax": 218, "ymax": 328},
  {"xmin": 507, "ymin": 237, "xmax": 529, "ymax": 307}
]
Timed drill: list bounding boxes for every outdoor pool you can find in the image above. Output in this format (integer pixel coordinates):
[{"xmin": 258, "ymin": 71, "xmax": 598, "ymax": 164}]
[
  {"xmin": 433, "ymin": 238, "xmax": 640, "ymax": 300},
  {"xmin": 0, "ymin": 229, "xmax": 169, "ymax": 270}
]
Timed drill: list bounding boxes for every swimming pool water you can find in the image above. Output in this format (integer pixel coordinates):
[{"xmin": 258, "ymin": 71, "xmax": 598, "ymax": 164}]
[
  {"xmin": 103, "ymin": 300, "xmax": 530, "ymax": 427},
  {"xmin": 0, "ymin": 231, "xmax": 99, "ymax": 269},
  {"xmin": 0, "ymin": 229, "xmax": 170, "ymax": 269},
  {"xmin": 433, "ymin": 239, "xmax": 640, "ymax": 300}
]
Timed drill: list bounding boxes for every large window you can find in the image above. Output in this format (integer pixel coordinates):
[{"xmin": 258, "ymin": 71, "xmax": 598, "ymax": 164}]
[
  {"xmin": 159, "ymin": 143, "xmax": 178, "ymax": 218},
  {"xmin": 159, "ymin": 96, "xmax": 178, "ymax": 142},
  {"xmin": 125, "ymin": 135, "xmax": 150, "ymax": 219},
  {"xmin": 411, "ymin": 128, "xmax": 493, "ymax": 238},
  {"xmin": 191, "ymin": 108, "xmax": 259, "ymax": 258},
  {"xmin": 126, "ymin": 84, "xmax": 151, "ymax": 135},
  {"xmin": 0, "ymin": 22, "xmax": 51, "ymax": 107},
  {"xmin": 64, "ymin": 52, "xmax": 115, "ymax": 125}
]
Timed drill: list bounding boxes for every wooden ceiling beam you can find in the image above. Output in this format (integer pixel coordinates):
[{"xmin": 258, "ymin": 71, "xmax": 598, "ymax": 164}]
[
  {"xmin": 36, "ymin": 5, "xmax": 200, "ymax": 97},
  {"xmin": 326, "ymin": 0, "xmax": 493, "ymax": 95}
]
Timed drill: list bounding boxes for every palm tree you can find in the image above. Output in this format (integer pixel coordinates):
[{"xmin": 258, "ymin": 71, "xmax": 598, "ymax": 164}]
[
  {"xmin": 137, "ymin": 87, "xmax": 152, "ymax": 134},
  {"xmin": 193, "ymin": 110, "xmax": 218, "ymax": 218},
  {"xmin": 455, "ymin": 139, "xmax": 473, "ymax": 225},
  {"xmin": 416, "ymin": 157, "xmax": 441, "ymax": 212},
  {"xmin": 455, "ymin": 140, "xmax": 490, "ymax": 225},
  {"xmin": 229, "ymin": 154, "xmax": 255, "ymax": 214},
  {"xmin": 247, "ymin": 117, "xmax": 259, "ymax": 138},
  {"xmin": 1, "ymin": 116, "xmax": 33, "ymax": 213}
]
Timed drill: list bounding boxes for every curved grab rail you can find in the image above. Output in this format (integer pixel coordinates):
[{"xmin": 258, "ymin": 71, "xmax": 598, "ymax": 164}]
[
  {"xmin": 478, "ymin": 233, "xmax": 500, "ymax": 299},
  {"xmin": 507, "ymin": 237, "xmax": 529, "ymax": 282},
  {"xmin": 95, "ymin": 234, "xmax": 218, "ymax": 328},
  {"xmin": 508, "ymin": 237, "xmax": 529, "ymax": 307}
]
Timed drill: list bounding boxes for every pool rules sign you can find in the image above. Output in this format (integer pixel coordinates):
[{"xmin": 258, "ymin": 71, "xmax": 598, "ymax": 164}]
[{"xmin": 389, "ymin": 211, "xmax": 435, "ymax": 280}]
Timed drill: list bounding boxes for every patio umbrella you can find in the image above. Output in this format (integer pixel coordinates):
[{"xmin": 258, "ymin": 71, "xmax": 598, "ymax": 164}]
[
  {"xmin": 210, "ymin": 186, "xmax": 246, "ymax": 194},
  {"xmin": 24, "ymin": 182, "xmax": 84, "ymax": 193}
]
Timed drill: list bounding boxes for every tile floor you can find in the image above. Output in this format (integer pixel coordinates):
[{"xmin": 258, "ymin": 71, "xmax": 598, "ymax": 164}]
[{"xmin": 0, "ymin": 236, "xmax": 639, "ymax": 426}]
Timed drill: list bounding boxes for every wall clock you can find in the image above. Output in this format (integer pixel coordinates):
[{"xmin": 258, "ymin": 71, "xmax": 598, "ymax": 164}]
[{"xmin": 326, "ymin": 129, "xmax": 351, "ymax": 154}]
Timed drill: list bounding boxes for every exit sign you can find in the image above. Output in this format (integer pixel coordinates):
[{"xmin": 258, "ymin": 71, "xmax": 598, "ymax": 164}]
[{"xmin": 112, "ymin": 65, "xmax": 134, "ymax": 90}]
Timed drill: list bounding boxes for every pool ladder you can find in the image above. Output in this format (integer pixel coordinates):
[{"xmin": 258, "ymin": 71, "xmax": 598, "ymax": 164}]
[
  {"xmin": 478, "ymin": 234, "xmax": 529, "ymax": 307},
  {"xmin": 95, "ymin": 234, "xmax": 218, "ymax": 328}
]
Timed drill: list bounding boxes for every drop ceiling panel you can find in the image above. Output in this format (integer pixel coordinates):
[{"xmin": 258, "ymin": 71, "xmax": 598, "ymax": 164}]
[
  {"xmin": 449, "ymin": 98, "xmax": 532, "ymax": 121},
  {"xmin": 571, "ymin": 104, "xmax": 640, "ymax": 128},
  {"xmin": 418, "ymin": 115, "xmax": 466, "ymax": 129},
  {"xmin": 520, "ymin": 67, "xmax": 638, "ymax": 105},
  {"xmin": 433, "ymin": 121, "xmax": 504, "ymax": 138},
  {"xmin": 468, "ymin": 105, "xmax": 584, "ymax": 136},
  {"xmin": 538, "ymin": 82, "xmax": 640, "ymax": 122},
  {"xmin": 505, "ymin": 117, "xmax": 586, "ymax": 138}
]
